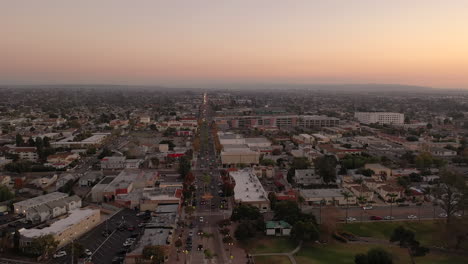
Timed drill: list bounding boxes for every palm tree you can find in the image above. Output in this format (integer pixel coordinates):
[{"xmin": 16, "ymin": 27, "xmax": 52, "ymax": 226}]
[
  {"xmin": 357, "ymin": 196, "xmax": 367, "ymax": 222},
  {"xmin": 386, "ymin": 193, "xmax": 398, "ymax": 219},
  {"xmin": 342, "ymin": 191, "xmax": 353, "ymax": 223}
]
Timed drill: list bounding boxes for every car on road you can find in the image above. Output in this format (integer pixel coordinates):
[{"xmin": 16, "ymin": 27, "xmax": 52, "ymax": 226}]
[
  {"xmin": 102, "ymin": 230, "xmax": 112, "ymax": 237},
  {"xmin": 112, "ymin": 256, "xmax": 124, "ymax": 264},
  {"xmin": 189, "ymin": 231, "xmax": 194, "ymax": 237},
  {"xmin": 84, "ymin": 249, "xmax": 92, "ymax": 256},
  {"xmin": 362, "ymin": 206, "xmax": 373, "ymax": 210},
  {"xmin": 383, "ymin": 216, "xmax": 395, "ymax": 220},
  {"xmin": 438, "ymin": 213, "xmax": 447, "ymax": 218},
  {"xmin": 370, "ymin": 216, "xmax": 382, "ymax": 220},
  {"xmin": 127, "ymin": 225, "xmax": 135, "ymax": 231},
  {"xmin": 197, "ymin": 244, "xmax": 204, "ymax": 251},
  {"xmin": 53, "ymin": 251, "xmax": 67, "ymax": 258},
  {"xmin": 407, "ymin": 215, "xmax": 418, "ymax": 219},
  {"xmin": 199, "ymin": 216, "xmax": 204, "ymax": 222},
  {"xmin": 346, "ymin": 217, "xmax": 357, "ymax": 222}
]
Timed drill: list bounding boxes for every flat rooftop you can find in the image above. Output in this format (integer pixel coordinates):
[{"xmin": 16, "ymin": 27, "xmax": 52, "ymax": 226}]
[
  {"xmin": 299, "ymin": 188, "xmax": 345, "ymax": 198},
  {"xmin": 14, "ymin": 192, "xmax": 68, "ymax": 209},
  {"xmin": 20, "ymin": 209, "xmax": 98, "ymax": 238},
  {"xmin": 230, "ymin": 169, "xmax": 269, "ymax": 203}
]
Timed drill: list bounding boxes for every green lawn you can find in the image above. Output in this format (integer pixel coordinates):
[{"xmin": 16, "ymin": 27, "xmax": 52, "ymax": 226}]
[
  {"xmin": 414, "ymin": 252, "xmax": 468, "ymax": 264},
  {"xmin": 340, "ymin": 220, "xmax": 442, "ymax": 246},
  {"xmin": 254, "ymin": 256, "xmax": 292, "ymax": 264},
  {"xmin": 294, "ymin": 243, "xmax": 412, "ymax": 264},
  {"xmin": 241, "ymin": 237, "xmax": 297, "ymax": 254}
]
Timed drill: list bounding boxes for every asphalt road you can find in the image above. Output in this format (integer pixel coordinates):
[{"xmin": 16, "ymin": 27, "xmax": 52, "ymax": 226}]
[
  {"xmin": 304, "ymin": 204, "xmax": 451, "ymax": 223},
  {"xmin": 49, "ymin": 208, "xmax": 142, "ymax": 264}
]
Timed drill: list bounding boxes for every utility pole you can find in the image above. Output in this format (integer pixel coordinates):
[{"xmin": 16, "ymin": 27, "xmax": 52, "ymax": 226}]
[{"xmin": 71, "ymin": 239, "xmax": 74, "ymax": 264}]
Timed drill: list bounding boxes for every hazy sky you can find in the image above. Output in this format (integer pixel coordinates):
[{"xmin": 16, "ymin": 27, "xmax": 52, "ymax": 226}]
[{"xmin": 1, "ymin": 0, "xmax": 468, "ymax": 88}]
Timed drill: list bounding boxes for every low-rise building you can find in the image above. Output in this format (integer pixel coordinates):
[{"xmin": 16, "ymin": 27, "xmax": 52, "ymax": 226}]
[
  {"xmin": 294, "ymin": 169, "xmax": 322, "ymax": 186},
  {"xmin": 230, "ymin": 169, "xmax": 270, "ymax": 212},
  {"xmin": 265, "ymin": 221, "xmax": 292, "ymax": 236},
  {"xmin": 364, "ymin": 163, "xmax": 392, "ymax": 178},
  {"xmin": 299, "ymin": 188, "xmax": 356, "ymax": 206},
  {"xmin": 14, "ymin": 192, "xmax": 69, "ymax": 215},
  {"xmin": 19, "ymin": 209, "xmax": 100, "ymax": 248}
]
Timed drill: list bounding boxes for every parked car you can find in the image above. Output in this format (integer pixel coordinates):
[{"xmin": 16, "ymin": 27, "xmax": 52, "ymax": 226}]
[
  {"xmin": 199, "ymin": 216, "xmax": 204, "ymax": 222},
  {"xmin": 53, "ymin": 251, "xmax": 67, "ymax": 258},
  {"xmin": 383, "ymin": 216, "xmax": 395, "ymax": 220},
  {"xmin": 438, "ymin": 213, "xmax": 447, "ymax": 218},
  {"xmin": 370, "ymin": 216, "xmax": 382, "ymax": 220},
  {"xmin": 346, "ymin": 217, "xmax": 357, "ymax": 222},
  {"xmin": 362, "ymin": 206, "xmax": 373, "ymax": 210},
  {"xmin": 197, "ymin": 244, "xmax": 204, "ymax": 251},
  {"xmin": 84, "ymin": 249, "xmax": 92, "ymax": 256},
  {"xmin": 407, "ymin": 215, "xmax": 418, "ymax": 219}
]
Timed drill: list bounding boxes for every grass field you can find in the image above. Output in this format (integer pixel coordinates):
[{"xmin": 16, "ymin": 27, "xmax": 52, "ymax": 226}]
[
  {"xmin": 294, "ymin": 243, "xmax": 412, "ymax": 264},
  {"xmin": 340, "ymin": 220, "xmax": 442, "ymax": 245},
  {"xmin": 241, "ymin": 237, "xmax": 297, "ymax": 254},
  {"xmin": 254, "ymin": 255, "xmax": 292, "ymax": 264}
]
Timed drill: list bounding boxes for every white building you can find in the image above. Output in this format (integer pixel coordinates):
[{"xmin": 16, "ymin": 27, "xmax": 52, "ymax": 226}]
[
  {"xmin": 20, "ymin": 209, "xmax": 100, "ymax": 247},
  {"xmin": 14, "ymin": 192, "xmax": 69, "ymax": 215},
  {"xmin": 230, "ymin": 169, "xmax": 270, "ymax": 212},
  {"xmin": 354, "ymin": 112, "xmax": 404, "ymax": 125}
]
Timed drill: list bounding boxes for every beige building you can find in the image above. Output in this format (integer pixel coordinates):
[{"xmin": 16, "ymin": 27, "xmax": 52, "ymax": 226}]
[
  {"xmin": 365, "ymin": 163, "xmax": 392, "ymax": 178},
  {"xmin": 221, "ymin": 150, "xmax": 260, "ymax": 165},
  {"xmin": 299, "ymin": 188, "xmax": 357, "ymax": 206},
  {"xmin": 20, "ymin": 209, "xmax": 100, "ymax": 247}
]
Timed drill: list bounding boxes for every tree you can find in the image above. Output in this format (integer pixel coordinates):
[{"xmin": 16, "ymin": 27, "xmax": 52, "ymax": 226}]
[
  {"xmin": 178, "ymin": 156, "xmax": 191, "ymax": 179},
  {"xmin": 27, "ymin": 234, "xmax": 59, "ymax": 258},
  {"xmin": 234, "ymin": 222, "xmax": 256, "ymax": 241},
  {"xmin": 342, "ymin": 191, "xmax": 353, "ymax": 223},
  {"xmin": 15, "ymin": 134, "xmax": 24, "ymax": 146},
  {"xmin": 0, "ymin": 186, "xmax": 14, "ymax": 202},
  {"xmin": 27, "ymin": 137, "xmax": 35, "ymax": 147},
  {"xmin": 260, "ymin": 159, "xmax": 275, "ymax": 166},
  {"xmin": 142, "ymin": 245, "xmax": 166, "ymax": 264},
  {"xmin": 98, "ymin": 148, "xmax": 112, "ymax": 159},
  {"xmin": 231, "ymin": 205, "xmax": 261, "ymax": 221},
  {"xmin": 150, "ymin": 157, "xmax": 160, "ymax": 168},
  {"xmin": 387, "ymin": 193, "xmax": 398, "ymax": 219},
  {"xmin": 390, "ymin": 226, "xmax": 429, "ymax": 257},
  {"xmin": 315, "ymin": 155, "xmax": 337, "ymax": 184},
  {"xmin": 291, "ymin": 220, "xmax": 319, "ymax": 242},
  {"xmin": 72, "ymin": 242, "xmax": 85, "ymax": 261},
  {"xmin": 433, "ymin": 170, "xmax": 467, "ymax": 224},
  {"xmin": 159, "ymin": 140, "xmax": 176, "ymax": 150},
  {"xmin": 355, "ymin": 248, "xmax": 393, "ymax": 264}
]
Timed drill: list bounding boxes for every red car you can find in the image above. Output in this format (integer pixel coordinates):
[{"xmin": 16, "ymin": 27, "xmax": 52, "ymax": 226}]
[{"xmin": 370, "ymin": 216, "xmax": 382, "ymax": 220}]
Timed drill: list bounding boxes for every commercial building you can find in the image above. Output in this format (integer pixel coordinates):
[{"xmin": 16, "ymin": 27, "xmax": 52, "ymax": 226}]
[
  {"xmin": 215, "ymin": 115, "xmax": 339, "ymax": 129},
  {"xmin": 230, "ymin": 169, "xmax": 270, "ymax": 212},
  {"xmin": 299, "ymin": 188, "xmax": 356, "ymax": 206},
  {"xmin": 354, "ymin": 112, "xmax": 404, "ymax": 125},
  {"xmin": 19, "ymin": 209, "xmax": 100, "ymax": 247},
  {"xmin": 50, "ymin": 133, "xmax": 109, "ymax": 148}
]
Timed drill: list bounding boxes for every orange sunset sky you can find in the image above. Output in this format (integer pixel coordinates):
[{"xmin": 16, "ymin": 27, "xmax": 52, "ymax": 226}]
[{"xmin": 1, "ymin": 0, "xmax": 468, "ymax": 88}]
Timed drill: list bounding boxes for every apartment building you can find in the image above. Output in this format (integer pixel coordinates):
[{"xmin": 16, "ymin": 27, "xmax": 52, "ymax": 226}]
[
  {"xmin": 354, "ymin": 112, "xmax": 404, "ymax": 125},
  {"xmin": 20, "ymin": 209, "xmax": 100, "ymax": 248}
]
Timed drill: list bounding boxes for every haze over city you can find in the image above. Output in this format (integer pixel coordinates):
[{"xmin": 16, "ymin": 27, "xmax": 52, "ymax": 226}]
[
  {"xmin": 2, "ymin": 0, "xmax": 468, "ymax": 88},
  {"xmin": 1, "ymin": 2, "xmax": 468, "ymax": 264}
]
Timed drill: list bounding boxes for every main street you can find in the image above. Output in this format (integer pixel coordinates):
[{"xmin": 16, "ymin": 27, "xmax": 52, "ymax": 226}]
[{"xmin": 174, "ymin": 93, "xmax": 245, "ymax": 264}]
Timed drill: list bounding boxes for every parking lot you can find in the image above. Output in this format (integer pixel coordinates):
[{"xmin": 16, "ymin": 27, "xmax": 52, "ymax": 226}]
[{"xmin": 49, "ymin": 208, "xmax": 142, "ymax": 264}]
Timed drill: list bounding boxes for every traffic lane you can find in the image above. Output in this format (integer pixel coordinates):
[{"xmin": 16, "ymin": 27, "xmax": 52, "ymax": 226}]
[{"xmin": 307, "ymin": 205, "xmax": 446, "ymax": 221}]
